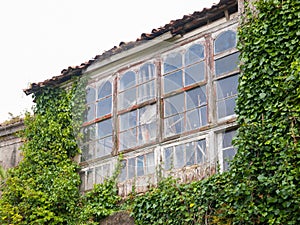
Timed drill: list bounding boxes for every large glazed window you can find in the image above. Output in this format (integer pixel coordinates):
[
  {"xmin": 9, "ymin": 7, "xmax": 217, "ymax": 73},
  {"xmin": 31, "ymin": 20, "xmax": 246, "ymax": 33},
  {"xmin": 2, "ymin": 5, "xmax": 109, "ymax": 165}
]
[
  {"xmin": 214, "ymin": 30, "xmax": 239, "ymax": 120},
  {"xmin": 163, "ymin": 44, "xmax": 205, "ymax": 94},
  {"xmin": 118, "ymin": 63, "xmax": 156, "ymax": 110},
  {"xmin": 81, "ymin": 79, "xmax": 114, "ymax": 162},
  {"xmin": 163, "ymin": 139, "xmax": 207, "ymax": 170}
]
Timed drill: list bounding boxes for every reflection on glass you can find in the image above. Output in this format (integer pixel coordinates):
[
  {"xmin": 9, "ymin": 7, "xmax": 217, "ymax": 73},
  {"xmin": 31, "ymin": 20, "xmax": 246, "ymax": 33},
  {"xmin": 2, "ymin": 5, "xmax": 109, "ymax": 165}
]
[
  {"xmin": 214, "ymin": 30, "xmax": 236, "ymax": 54},
  {"xmin": 185, "ymin": 62, "xmax": 205, "ymax": 86},
  {"xmin": 120, "ymin": 71, "xmax": 136, "ymax": 90},
  {"xmin": 215, "ymin": 52, "xmax": 240, "ymax": 76},
  {"xmin": 185, "ymin": 44, "xmax": 204, "ymax": 65},
  {"xmin": 97, "ymin": 97, "xmax": 112, "ymax": 117},
  {"xmin": 164, "ymin": 52, "xmax": 182, "ymax": 73},
  {"xmin": 163, "ymin": 70, "xmax": 183, "ymax": 94},
  {"xmin": 98, "ymin": 81, "xmax": 112, "ymax": 99}
]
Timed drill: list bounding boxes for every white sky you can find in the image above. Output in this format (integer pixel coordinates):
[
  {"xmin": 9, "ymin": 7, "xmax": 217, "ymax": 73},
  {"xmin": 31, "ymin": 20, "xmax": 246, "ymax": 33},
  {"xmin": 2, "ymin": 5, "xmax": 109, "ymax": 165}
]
[{"xmin": 0, "ymin": 0, "xmax": 217, "ymax": 123}]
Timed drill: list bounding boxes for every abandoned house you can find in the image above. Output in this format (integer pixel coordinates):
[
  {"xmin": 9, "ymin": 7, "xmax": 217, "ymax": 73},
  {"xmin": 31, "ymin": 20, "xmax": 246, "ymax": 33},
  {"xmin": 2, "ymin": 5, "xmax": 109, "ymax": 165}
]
[{"xmin": 1, "ymin": 0, "xmax": 242, "ymax": 196}]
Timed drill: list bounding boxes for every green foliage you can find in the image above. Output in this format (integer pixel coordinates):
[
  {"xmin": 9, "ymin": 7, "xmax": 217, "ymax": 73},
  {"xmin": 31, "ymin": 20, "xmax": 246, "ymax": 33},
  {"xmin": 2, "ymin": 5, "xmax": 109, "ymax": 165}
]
[{"xmin": 0, "ymin": 83, "xmax": 83, "ymax": 224}]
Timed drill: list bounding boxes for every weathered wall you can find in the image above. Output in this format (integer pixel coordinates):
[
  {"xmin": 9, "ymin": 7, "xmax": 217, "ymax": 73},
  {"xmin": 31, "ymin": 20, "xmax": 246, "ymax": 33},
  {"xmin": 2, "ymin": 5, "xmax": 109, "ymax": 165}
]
[{"xmin": 0, "ymin": 120, "xmax": 24, "ymax": 170}]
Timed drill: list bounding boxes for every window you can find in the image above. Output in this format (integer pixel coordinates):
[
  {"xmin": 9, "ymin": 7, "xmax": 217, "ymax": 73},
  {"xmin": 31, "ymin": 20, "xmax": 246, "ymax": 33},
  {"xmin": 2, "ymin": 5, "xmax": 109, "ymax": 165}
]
[
  {"xmin": 118, "ymin": 63, "xmax": 157, "ymax": 151},
  {"xmin": 164, "ymin": 86, "xmax": 207, "ymax": 137},
  {"xmin": 164, "ymin": 139, "xmax": 207, "ymax": 170},
  {"xmin": 219, "ymin": 129, "xmax": 237, "ymax": 171},
  {"xmin": 119, "ymin": 151, "xmax": 155, "ymax": 182},
  {"xmin": 81, "ymin": 79, "xmax": 113, "ymax": 162},
  {"xmin": 163, "ymin": 44, "xmax": 205, "ymax": 94},
  {"xmin": 119, "ymin": 104, "xmax": 156, "ymax": 150},
  {"xmin": 214, "ymin": 30, "xmax": 239, "ymax": 120}
]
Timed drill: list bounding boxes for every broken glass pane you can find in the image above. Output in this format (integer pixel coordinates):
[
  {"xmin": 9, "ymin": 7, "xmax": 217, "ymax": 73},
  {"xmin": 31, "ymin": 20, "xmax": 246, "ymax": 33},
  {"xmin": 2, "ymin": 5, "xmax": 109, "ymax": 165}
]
[
  {"xmin": 86, "ymin": 87, "xmax": 96, "ymax": 104},
  {"xmin": 128, "ymin": 158, "xmax": 136, "ymax": 179},
  {"xmin": 138, "ymin": 63, "xmax": 155, "ymax": 83},
  {"xmin": 223, "ymin": 147, "xmax": 237, "ymax": 171},
  {"xmin": 185, "ymin": 62, "xmax": 205, "ymax": 86},
  {"xmin": 138, "ymin": 80, "xmax": 156, "ymax": 103},
  {"xmin": 164, "ymin": 52, "xmax": 182, "ymax": 73},
  {"xmin": 96, "ymin": 137, "xmax": 112, "ymax": 158},
  {"xmin": 164, "ymin": 93, "xmax": 185, "ymax": 116},
  {"xmin": 97, "ymin": 96, "xmax": 112, "ymax": 117},
  {"xmin": 164, "ymin": 147, "xmax": 173, "ymax": 170},
  {"xmin": 216, "ymin": 74, "xmax": 238, "ymax": 100},
  {"xmin": 164, "ymin": 114, "xmax": 184, "ymax": 136},
  {"xmin": 185, "ymin": 44, "xmax": 204, "ymax": 65},
  {"xmin": 119, "ymin": 129, "xmax": 137, "ymax": 151},
  {"xmin": 146, "ymin": 152, "xmax": 155, "ymax": 175},
  {"xmin": 120, "ymin": 71, "xmax": 136, "ymax": 91},
  {"xmin": 118, "ymin": 88, "xmax": 137, "ymax": 110},
  {"xmin": 196, "ymin": 139, "xmax": 206, "ymax": 164},
  {"xmin": 98, "ymin": 81, "xmax": 112, "ymax": 99},
  {"xmin": 175, "ymin": 144, "xmax": 185, "ymax": 169},
  {"xmin": 137, "ymin": 155, "xmax": 145, "ymax": 177},
  {"xmin": 215, "ymin": 52, "xmax": 240, "ymax": 76},
  {"xmin": 217, "ymin": 96, "xmax": 237, "ymax": 118},
  {"xmin": 120, "ymin": 110, "xmax": 137, "ymax": 131},
  {"xmin": 163, "ymin": 70, "xmax": 183, "ymax": 94},
  {"xmin": 186, "ymin": 142, "xmax": 195, "ymax": 166},
  {"xmin": 214, "ymin": 30, "xmax": 236, "ymax": 54},
  {"xmin": 186, "ymin": 86, "xmax": 206, "ymax": 110},
  {"xmin": 97, "ymin": 118, "xmax": 112, "ymax": 138}
]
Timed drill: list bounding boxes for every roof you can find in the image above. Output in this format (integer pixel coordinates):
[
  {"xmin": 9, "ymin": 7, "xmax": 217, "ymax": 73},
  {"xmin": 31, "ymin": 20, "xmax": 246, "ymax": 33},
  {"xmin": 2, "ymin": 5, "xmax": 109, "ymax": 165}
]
[{"xmin": 24, "ymin": 0, "xmax": 238, "ymax": 95}]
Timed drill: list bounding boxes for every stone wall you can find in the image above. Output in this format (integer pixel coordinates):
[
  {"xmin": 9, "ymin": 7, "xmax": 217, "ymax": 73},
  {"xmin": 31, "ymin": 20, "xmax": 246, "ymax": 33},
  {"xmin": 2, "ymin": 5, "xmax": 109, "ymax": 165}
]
[{"xmin": 0, "ymin": 120, "xmax": 24, "ymax": 170}]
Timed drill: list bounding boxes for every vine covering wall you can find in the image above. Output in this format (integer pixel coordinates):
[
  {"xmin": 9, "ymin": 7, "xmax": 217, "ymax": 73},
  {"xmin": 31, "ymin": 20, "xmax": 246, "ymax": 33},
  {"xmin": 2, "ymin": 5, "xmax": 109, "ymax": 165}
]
[{"xmin": 0, "ymin": 0, "xmax": 299, "ymax": 224}]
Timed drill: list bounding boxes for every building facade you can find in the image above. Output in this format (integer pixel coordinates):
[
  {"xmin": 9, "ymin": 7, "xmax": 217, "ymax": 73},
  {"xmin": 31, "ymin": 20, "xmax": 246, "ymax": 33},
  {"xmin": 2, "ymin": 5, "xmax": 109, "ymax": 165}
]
[{"xmin": 22, "ymin": 0, "xmax": 241, "ymax": 196}]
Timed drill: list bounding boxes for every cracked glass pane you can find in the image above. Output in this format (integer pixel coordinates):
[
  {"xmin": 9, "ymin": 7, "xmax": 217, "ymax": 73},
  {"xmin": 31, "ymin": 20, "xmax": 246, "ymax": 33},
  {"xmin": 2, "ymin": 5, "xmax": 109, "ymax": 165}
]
[
  {"xmin": 163, "ymin": 70, "xmax": 183, "ymax": 94},
  {"xmin": 186, "ymin": 86, "xmax": 206, "ymax": 110},
  {"xmin": 214, "ymin": 30, "xmax": 236, "ymax": 54},
  {"xmin": 196, "ymin": 140, "xmax": 206, "ymax": 164},
  {"xmin": 185, "ymin": 44, "xmax": 204, "ymax": 65},
  {"xmin": 164, "ymin": 52, "xmax": 182, "ymax": 73},
  {"xmin": 185, "ymin": 62, "xmax": 205, "ymax": 86},
  {"xmin": 138, "ymin": 123, "xmax": 156, "ymax": 144},
  {"xmin": 164, "ymin": 114, "xmax": 184, "ymax": 136},
  {"xmin": 164, "ymin": 93, "xmax": 185, "ymax": 116}
]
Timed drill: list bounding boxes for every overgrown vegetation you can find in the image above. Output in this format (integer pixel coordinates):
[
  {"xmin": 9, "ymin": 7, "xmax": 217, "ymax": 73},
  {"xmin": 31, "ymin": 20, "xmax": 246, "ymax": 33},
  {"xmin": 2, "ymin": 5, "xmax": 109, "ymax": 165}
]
[{"xmin": 0, "ymin": 0, "xmax": 299, "ymax": 224}]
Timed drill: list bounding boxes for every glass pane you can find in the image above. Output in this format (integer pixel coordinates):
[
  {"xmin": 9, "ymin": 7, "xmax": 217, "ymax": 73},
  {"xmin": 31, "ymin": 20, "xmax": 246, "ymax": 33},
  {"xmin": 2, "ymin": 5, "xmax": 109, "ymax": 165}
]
[
  {"xmin": 97, "ymin": 97, "xmax": 112, "ymax": 117},
  {"xmin": 138, "ymin": 122, "xmax": 156, "ymax": 144},
  {"xmin": 87, "ymin": 169, "xmax": 94, "ymax": 190},
  {"xmin": 199, "ymin": 106, "xmax": 208, "ymax": 127},
  {"xmin": 86, "ymin": 87, "xmax": 96, "ymax": 104},
  {"xmin": 82, "ymin": 124, "xmax": 96, "ymax": 142},
  {"xmin": 164, "ymin": 52, "xmax": 182, "ymax": 73},
  {"xmin": 97, "ymin": 118, "xmax": 112, "ymax": 138},
  {"xmin": 175, "ymin": 144, "xmax": 185, "ymax": 169},
  {"xmin": 119, "ymin": 160, "xmax": 127, "ymax": 182},
  {"xmin": 138, "ymin": 63, "xmax": 155, "ymax": 83},
  {"xmin": 186, "ymin": 109, "xmax": 200, "ymax": 131},
  {"xmin": 128, "ymin": 158, "xmax": 136, "ymax": 179},
  {"xmin": 139, "ymin": 104, "xmax": 156, "ymax": 125},
  {"xmin": 217, "ymin": 96, "xmax": 237, "ymax": 118},
  {"xmin": 186, "ymin": 86, "xmax": 206, "ymax": 110},
  {"xmin": 146, "ymin": 152, "xmax": 155, "ymax": 175},
  {"xmin": 98, "ymin": 81, "xmax": 112, "ymax": 99},
  {"xmin": 215, "ymin": 52, "xmax": 240, "ymax": 76},
  {"xmin": 85, "ymin": 104, "xmax": 95, "ymax": 122},
  {"xmin": 196, "ymin": 139, "xmax": 206, "ymax": 164},
  {"xmin": 214, "ymin": 30, "xmax": 236, "ymax": 54},
  {"xmin": 216, "ymin": 74, "xmax": 239, "ymax": 100},
  {"xmin": 96, "ymin": 136, "xmax": 112, "ymax": 158},
  {"xmin": 137, "ymin": 155, "xmax": 144, "ymax": 177},
  {"xmin": 95, "ymin": 164, "xmax": 110, "ymax": 184},
  {"xmin": 185, "ymin": 62, "xmax": 205, "ymax": 86},
  {"xmin": 164, "ymin": 114, "xmax": 184, "ymax": 137},
  {"xmin": 223, "ymin": 148, "xmax": 237, "ymax": 171},
  {"xmin": 185, "ymin": 44, "xmax": 204, "ymax": 65},
  {"xmin": 81, "ymin": 143, "xmax": 94, "ymax": 162},
  {"xmin": 222, "ymin": 130, "xmax": 237, "ymax": 148},
  {"xmin": 119, "ymin": 129, "xmax": 137, "ymax": 151},
  {"xmin": 163, "ymin": 70, "xmax": 183, "ymax": 94},
  {"xmin": 164, "ymin": 93, "xmax": 185, "ymax": 116},
  {"xmin": 138, "ymin": 80, "xmax": 156, "ymax": 103},
  {"xmin": 186, "ymin": 142, "xmax": 195, "ymax": 166},
  {"xmin": 164, "ymin": 147, "xmax": 173, "ymax": 170},
  {"xmin": 119, "ymin": 110, "xmax": 137, "ymax": 131},
  {"xmin": 120, "ymin": 71, "xmax": 136, "ymax": 90},
  {"xmin": 118, "ymin": 88, "xmax": 137, "ymax": 110}
]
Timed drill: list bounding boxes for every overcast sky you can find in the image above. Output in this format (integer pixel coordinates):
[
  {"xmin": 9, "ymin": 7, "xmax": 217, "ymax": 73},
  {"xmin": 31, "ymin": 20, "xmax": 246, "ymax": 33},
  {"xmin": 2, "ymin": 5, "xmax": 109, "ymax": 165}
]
[{"xmin": 0, "ymin": 0, "xmax": 217, "ymax": 123}]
